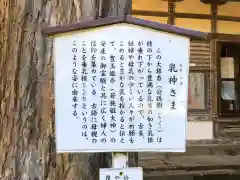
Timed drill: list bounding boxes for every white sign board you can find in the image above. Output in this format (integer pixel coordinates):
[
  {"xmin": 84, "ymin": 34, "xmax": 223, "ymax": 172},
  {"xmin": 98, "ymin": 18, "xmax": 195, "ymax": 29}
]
[
  {"xmin": 53, "ymin": 23, "xmax": 190, "ymax": 152},
  {"xmin": 100, "ymin": 167, "xmax": 143, "ymax": 180}
]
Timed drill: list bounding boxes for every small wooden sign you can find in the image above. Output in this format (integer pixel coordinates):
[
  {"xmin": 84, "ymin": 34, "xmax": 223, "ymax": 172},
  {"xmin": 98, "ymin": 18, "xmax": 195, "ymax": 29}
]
[{"xmin": 100, "ymin": 167, "xmax": 143, "ymax": 180}]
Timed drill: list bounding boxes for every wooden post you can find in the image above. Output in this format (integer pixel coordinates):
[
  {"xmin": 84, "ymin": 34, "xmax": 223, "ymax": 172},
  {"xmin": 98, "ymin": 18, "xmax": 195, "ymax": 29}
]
[{"xmin": 112, "ymin": 152, "xmax": 128, "ymax": 168}]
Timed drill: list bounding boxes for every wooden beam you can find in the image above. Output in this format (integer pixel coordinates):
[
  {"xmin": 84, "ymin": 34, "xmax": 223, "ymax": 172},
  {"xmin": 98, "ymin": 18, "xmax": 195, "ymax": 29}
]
[
  {"xmin": 209, "ymin": 33, "xmax": 240, "ymax": 41},
  {"xmin": 174, "ymin": 12, "xmax": 211, "ymax": 19},
  {"xmin": 168, "ymin": 1, "xmax": 175, "ymax": 25},
  {"xmin": 218, "ymin": 15, "xmax": 240, "ymax": 22},
  {"xmin": 201, "ymin": 0, "xmax": 227, "ymax": 5},
  {"xmin": 132, "ymin": 10, "xmax": 169, "ymax": 17},
  {"xmin": 211, "ymin": 2, "xmax": 217, "ymax": 33},
  {"xmin": 209, "ymin": 1, "xmax": 218, "ymax": 138},
  {"xmin": 210, "ymin": 2, "xmax": 217, "ymax": 139},
  {"xmin": 132, "ymin": 10, "xmax": 240, "ymax": 22}
]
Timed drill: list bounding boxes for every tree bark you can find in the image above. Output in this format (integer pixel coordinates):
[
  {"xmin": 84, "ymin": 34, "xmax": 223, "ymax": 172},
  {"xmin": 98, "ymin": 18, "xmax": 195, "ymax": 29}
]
[{"xmin": 0, "ymin": 0, "xmax": 132, "ymax": 179}]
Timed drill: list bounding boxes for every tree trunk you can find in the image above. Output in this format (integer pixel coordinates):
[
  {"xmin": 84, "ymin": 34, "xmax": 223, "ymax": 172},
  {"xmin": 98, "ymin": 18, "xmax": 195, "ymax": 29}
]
[{"xmin": 0, "ymin": 0, "xmax": 132, "ymax": 179}]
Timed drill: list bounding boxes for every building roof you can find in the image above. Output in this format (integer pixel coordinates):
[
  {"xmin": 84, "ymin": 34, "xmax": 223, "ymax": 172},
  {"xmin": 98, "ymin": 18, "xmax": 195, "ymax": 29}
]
[{"xmin": 43, "ymin": 15, "xmax": 208, "ymax": 40}]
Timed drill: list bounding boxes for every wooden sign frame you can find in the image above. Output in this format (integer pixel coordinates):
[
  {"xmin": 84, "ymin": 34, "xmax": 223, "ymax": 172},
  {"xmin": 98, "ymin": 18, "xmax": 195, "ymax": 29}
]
[{"xmin": 42, "ymin": 15, "xmax": 208, "ymax": 40}]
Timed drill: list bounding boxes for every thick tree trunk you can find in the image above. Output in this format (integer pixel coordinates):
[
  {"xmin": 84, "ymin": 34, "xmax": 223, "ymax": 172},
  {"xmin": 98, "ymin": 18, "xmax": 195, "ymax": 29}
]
[{"xmin": 0, "ymin": 0, "xmax": 132, "ymax": 179}]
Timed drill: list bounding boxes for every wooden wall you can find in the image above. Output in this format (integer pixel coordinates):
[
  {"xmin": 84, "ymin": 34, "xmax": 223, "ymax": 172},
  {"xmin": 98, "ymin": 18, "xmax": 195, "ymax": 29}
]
[
  {"xmin": 132, "ymin": 0, "xmax": 213, "ymax": 137},
  {"xmin": 217, "ymin": 2, "xmax": 240, "ymax": 34},
  {"xmin": 175, "ymin": 0, "xmax": 210, "ymax": 14},
  {"xmin": 132, "ymin": 0, "xmax": 240, "ymax": 141},
  {"xmin": 132, "ymin": 0, "xmax": 168, "ymax": 12},
  {"xmin": 132, "ymin": 0, "xmax": 240, "ymax": 34}
]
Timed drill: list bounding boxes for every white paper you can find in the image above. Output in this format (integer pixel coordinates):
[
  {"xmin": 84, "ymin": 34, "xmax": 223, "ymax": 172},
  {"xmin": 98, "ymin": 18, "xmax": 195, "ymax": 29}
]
[
  {"xmin": 100, "ymin": 167, "xmax": 143, "ymax": 180},
  {"xmin": 221, "ymin": 57, "xmax": 234, "ymax": 78},
  {"xmin": 53, "ymin": 23, "xmax": 190, "ymax": 152}
]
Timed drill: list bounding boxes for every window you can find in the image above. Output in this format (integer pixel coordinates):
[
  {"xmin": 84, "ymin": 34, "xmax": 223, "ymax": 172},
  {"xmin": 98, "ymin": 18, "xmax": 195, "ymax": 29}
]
[{"xmin": 218, "ymin": 43, "xmax": 240, "ymax": 116}]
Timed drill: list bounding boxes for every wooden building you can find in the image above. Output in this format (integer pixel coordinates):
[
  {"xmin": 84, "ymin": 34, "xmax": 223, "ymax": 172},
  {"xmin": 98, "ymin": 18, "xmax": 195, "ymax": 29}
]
[{"xmin": 131, "ymin": 0, "xmax": 240, "ymax": 179}]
